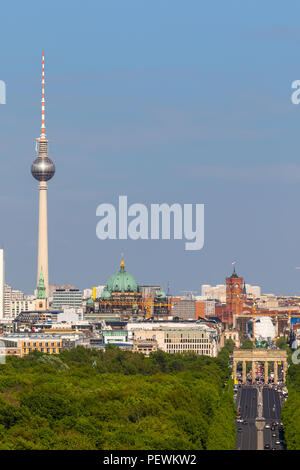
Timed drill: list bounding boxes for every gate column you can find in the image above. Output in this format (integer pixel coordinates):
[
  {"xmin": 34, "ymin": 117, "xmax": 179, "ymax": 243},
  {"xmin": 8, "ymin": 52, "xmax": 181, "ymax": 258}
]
[
  {"xmin": 242, "ymin": 360, "xmax": 246, "ymax": 384},
  {"xmin": 264, "ymin": 361, "xmax": 268, "ymax": 384},
  {"xmin": 252, "ymin": 361, "xmax": 256, "ymax": 384},
  {"xmin": 274, "ymin": 361, "xmax": 278, "ymax": 384}
]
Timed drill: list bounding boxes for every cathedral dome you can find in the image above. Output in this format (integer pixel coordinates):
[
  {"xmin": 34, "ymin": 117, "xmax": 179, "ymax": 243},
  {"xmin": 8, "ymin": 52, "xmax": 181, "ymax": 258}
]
[
  {"xmin": 106, "ymin": 255, "xmax": 139, "ymax": 293},
  {"xmin": 155, "ymin": 289, "xmax": 166, "ymax": 299},
  {"xmin": 101, "ymin": 288, "xmax": 112, "ymax": 299}
]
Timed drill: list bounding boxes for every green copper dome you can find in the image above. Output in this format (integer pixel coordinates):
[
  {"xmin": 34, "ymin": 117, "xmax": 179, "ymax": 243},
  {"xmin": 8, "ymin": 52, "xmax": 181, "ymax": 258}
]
[
  {"xmin": 101, "ymin": 288, "xmax": 112, "ymax": 299},
  {"xmin": 106, "ymin": 255, "xmax": 139, "ymax": 294},
  {"xmin": 155, "ymin": 289, "xmax": 166, "ymax": 299},
  {"xmin": 86, "ymin": 298, "xmax": 94, "ymax": 305}
]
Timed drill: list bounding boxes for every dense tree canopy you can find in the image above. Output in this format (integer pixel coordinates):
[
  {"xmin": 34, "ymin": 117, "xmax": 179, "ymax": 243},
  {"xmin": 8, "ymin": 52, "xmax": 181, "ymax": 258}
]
[
  {"xmin": 275, "ymin": 337, "xmax": 292, "ymax": 363},
  {"xmin": 240, "ymin": 338, "xmax": 253, "ymax": 350},
  {"xmin": 0, "ymin": 347, "xmax": 236, "ymax": 450},
  {"xmin": 281, "ymin": 362, "xmax": 300, "ymax": 450}
]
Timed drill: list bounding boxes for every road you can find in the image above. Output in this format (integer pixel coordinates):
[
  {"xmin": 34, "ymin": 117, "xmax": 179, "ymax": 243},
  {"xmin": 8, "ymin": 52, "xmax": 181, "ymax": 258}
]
[
  {"xmin": 235, "ymin": 386, "xmax": 258, "ymax": 450},
  {"xmin": 262, "ymin": 387, "xmax": 285, "ymax": 450},
  {"xmin": 235, "ymin": 385, "xmax": 285, "ymax": 450}
]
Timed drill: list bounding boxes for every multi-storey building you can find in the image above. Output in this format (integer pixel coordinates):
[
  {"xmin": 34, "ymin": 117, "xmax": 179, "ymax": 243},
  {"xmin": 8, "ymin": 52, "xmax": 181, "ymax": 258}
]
[
  {"xmin": 4, "ymin": 284, "xmax": 12, "ymax": 317},
  {"xmin": 201, "ymin": 284, "xmax": 227, "ymax": 302},
  {"xmin": 171, "ymin": 298, "xmax": 195, "ymax": 320},
  {"xmin": 102, "ymin": 329, "xmax": 129, "ymax": 344},
  {"xmin": 221, "ymin": 328, "xmax": 240, "ymax": 348},
  {"xmin": 132, "ymin": 338, "xmax": 158, "ymax": 356},
  {"xmin": 0, "ymin": 334, "xmax": 63, "ymax": 356},
  {"xmin": 52, "ymin": 288, "xmax": 82, "ymax": 309},
  {"xmin": 3, "ymin": 284, "xmax": 35, "ymax": 319},
  {"xmin": 83, "ymin": 288, "xmax": 93, "ymax": 299},
  {"xmin": 201, "ymin": 283, "xmax": 261, "ymax": 302},
  {"xmin": 128, "ymin": 321, "xmax": 221, "ymax": 357},
  {"xmin": 10, "ymin": 299, "xmax": 36, "ymax": 319}
]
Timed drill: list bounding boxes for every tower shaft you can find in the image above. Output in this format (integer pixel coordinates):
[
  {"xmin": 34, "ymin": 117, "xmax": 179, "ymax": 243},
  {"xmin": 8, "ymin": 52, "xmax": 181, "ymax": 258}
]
[{"xmin": 37, "ymin": 181, "xmax": 49, "ymax": 298}]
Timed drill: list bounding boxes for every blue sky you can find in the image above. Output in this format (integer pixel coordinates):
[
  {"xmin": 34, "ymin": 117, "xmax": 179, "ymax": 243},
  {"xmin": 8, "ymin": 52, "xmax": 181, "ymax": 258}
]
[{"xmin": 1, "ymin": 1, "xmax": 300, "ymax": 295}]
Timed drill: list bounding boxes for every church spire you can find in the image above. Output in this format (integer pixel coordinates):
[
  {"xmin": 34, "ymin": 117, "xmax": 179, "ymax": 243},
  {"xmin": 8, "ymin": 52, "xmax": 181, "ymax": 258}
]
[{"xmin": 37, "ymin": 267, "xmax": 46, "ymax": 299}]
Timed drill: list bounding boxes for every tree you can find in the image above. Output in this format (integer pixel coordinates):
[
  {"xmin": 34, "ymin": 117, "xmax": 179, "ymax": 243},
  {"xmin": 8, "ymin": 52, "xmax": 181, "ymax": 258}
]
[{"xmin": 240, "ymin": 338, "xmax": 253, "ymax": 350}]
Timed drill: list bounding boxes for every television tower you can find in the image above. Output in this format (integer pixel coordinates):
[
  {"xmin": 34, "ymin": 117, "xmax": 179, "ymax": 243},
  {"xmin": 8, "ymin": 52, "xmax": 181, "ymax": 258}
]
[{"xmin": 31, "ymin": 52, "xmax": 55, "ymax": 300}]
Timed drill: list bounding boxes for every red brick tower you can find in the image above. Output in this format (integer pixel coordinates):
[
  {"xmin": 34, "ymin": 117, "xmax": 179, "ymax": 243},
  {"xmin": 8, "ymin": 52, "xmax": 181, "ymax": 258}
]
[{"xmin": 225, "ymin": 266, "xmax": 244, "ymax": 325}]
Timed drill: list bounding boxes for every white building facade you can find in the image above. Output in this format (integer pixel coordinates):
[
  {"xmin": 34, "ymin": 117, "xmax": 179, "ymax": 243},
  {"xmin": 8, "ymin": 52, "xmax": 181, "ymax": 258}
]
[
  {"xmin": 201, "ymin": 283, "xmax": 261, "ymax": 301},
  {"xmin": 127, "ymin": 322, "xmax": 221, "ymax": 357}
]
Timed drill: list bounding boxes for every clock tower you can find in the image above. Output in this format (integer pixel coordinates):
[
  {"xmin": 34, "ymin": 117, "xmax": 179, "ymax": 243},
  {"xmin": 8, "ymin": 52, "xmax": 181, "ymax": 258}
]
[{"xmin": 225, "ymin": 266, "xmax": 245, "ymax": 325}]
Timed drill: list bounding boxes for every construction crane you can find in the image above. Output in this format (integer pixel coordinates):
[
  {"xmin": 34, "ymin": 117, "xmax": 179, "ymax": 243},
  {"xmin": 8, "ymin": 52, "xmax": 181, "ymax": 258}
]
[{"xmin": 180, "ymin": 290, "xmax": 198, "ymax": 299}]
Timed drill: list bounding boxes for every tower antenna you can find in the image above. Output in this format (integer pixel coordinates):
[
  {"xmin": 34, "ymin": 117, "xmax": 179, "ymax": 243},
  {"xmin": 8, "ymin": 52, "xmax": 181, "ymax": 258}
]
[{"xmin": 41, "ymin": 51, "xmax": 46, "ymax": 140}]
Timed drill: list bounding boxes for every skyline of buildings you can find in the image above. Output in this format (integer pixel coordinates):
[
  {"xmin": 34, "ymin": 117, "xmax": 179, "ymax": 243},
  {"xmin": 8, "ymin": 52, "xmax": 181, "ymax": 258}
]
[
  {"xmin": 2, "ymin": 238, "xmax": 300, "ymax": 317},
  {"xmin": 0, "ymin": 249, "xmax": 4, "ymax": 319}
]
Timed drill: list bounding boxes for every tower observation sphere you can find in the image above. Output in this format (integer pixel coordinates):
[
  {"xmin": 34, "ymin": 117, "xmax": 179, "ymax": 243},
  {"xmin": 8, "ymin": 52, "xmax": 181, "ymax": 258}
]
[{"xmin": 31, "ymin": 154, "xmax": 55, "ymax": 181}]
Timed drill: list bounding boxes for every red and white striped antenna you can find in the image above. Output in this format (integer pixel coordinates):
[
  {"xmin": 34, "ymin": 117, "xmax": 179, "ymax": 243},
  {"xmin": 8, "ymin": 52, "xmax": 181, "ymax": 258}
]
[{"xmin": 40, "ymin": 51, "xmax": 46, "ymax": 140}]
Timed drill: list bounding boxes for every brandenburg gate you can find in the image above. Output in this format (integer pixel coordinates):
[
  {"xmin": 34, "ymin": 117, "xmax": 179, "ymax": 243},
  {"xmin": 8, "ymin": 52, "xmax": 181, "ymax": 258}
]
[{"xmin": 232, "ymin": 349, "xmax": 288, "ymax": 384}]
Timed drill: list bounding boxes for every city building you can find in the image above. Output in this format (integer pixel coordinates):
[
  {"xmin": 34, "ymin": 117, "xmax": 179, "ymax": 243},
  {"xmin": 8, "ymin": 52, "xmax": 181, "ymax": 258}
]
[
  {"xmin": 201, "ymin": 283, "xmax": 261, "ymax": 301},
  {"xmin": 52, "ymin": 289, "xmax": 82, "ymax": 309},
  {"xmin": 0, "ymin": 333, "xmax": 63, "ymax": 356},
  {"xmin": 83, "ymin": 288, "xmax": 93, "ymax": 299},
  {"xmin": 225, "ymin": 267, "xmax": 246, "ymax": 325},
  {"xmin": 139, "ymin": 285, "xmax": 162, "ymax": 297},
  {"xmin": 127, "ymin": 321, "xmax": 221, "ymax": 357},
  {"xmin": 94, "ymin": 255, "xmax": 144, "ymax": 320},
  {"xmin": 50, "ymin": 308, "xmax": 83, "ymax": 323},
  {"xmin": 201, "ymin": 284, "xmax": 227, "ymax": 302},
  {"xmin": 9, "ymin": 299, "xmax": 36, "ymax": 319},
  {"xmin": 4, "ymin": 284, "xmax": 12, "ymax": 317},
  {"xmin": 291, "ymin": 323, "xmax": 300, "ymax": 349},
  {"xmin": 3, "ymin": 284, "xmax": 35, "ymax": 319},
  {"xmin": 102, "ymin": 328, "xmax": 129, "ymax": 344},
  {"xmin": 221, "ymin": 328, "xmax": 240, "ymax": 348},
  {"xmin": 0, "ymin": 249, "xmax": 4, "ymax": 319},
  {"xmin": 85, "ymin": 256, "xmax": 170, "ymax": 321},
  {"xmin": 171, "ymin": 298, "xmax": 195, "ymax": 320},
  {"xmin": 256, "ymin": 294, "xmax": 279, "ymax": 310},
  {"xmin": 132, "ymin": 338, "xmax": 158, "ymax": 356}
]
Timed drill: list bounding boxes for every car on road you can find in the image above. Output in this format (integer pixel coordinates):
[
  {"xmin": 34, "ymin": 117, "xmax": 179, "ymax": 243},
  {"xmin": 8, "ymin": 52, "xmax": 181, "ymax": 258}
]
[
  {"xmin": 275, "ymin": 440, "xmax": 280, "ymax": 445},
  {"xmin": 237, "ymin": 428, "xmax": 243, "ymax": 433},
  {"xmin": 272, "ymin": 433, "xmax": 277, "ymax": 437},
  {"xmin": 243, "ymin": 421, "xmax": 248, "ymax": 425},
  {"xmin": 265, "ymin": 424, "xmax": 271, "ymax": 429},
  {"xmin": 264, "ymin": 444, "xmax": 271, "ymax": 450}
]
